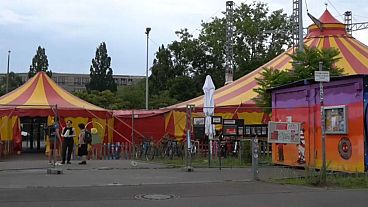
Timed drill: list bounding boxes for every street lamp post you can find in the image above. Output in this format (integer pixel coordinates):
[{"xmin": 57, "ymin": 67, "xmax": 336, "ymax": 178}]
[
  {"xmin": 6, "ymin": 50, "xmax": 11, "ymax": 93},
  {"xmin": 145, "ymin": 27, "xmax": 151, "ymax": 110}
]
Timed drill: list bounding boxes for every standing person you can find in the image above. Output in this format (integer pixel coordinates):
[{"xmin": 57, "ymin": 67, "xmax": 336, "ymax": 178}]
[
  {"xmin": 48, "ymin": 121, "xmax": 62, "ymax": 165},
  {"xmin": 78, "ymin": 123, "xmax": 88, "ymax": 165},
  {"xmin": 61, "ymin": 120, "xmax": 76, "ymax": 164}
]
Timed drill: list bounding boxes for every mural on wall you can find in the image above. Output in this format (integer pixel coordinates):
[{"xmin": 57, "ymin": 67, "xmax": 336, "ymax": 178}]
[
  {"xmin": 338, "ymin": 137, "xmax": 352, "ymax": 160},
  {"xmin": 297, "ymin": 129, "xmax": 305, "ymax": 164}
]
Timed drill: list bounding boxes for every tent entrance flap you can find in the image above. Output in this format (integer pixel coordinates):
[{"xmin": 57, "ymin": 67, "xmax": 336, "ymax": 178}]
[{"xmin": 20, "ymin": 117, "xmax": 48, "ymax": 153}]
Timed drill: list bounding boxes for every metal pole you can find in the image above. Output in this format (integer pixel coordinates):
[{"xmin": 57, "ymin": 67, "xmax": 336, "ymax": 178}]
[
  {"xmin": 298, "ymin": 0, "xmax": 304, "ymax": 51},
  {"xmin": 132, "ymin": 110, "xmax": 134, "ymax": 159},
  {"xmin": 185, "ymin": 106, "xmax": 189, "ymax": 168},
  {"xmin": 319, "ymin": 61, "xmax": 326, "ymax": 184},
  {"xmin": 53, "ymin": 105, "xmax": 58, "ymax": 167},
  {"xmin": 252, "ymin": 135, "xmax": 259, "ymax": 181},
  {"xmin": 145, "ymin": 27, "xmax": 151, "ymax": 110},
  {"xmin": 6, "ymin": 50, "xmax": 11, "ymax": 93},
  {"xmin": 185, "ymin": 104, "xmax": 194, "ymax": 171}
]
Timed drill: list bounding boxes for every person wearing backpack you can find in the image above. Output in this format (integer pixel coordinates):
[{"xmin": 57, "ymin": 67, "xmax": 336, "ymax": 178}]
[{"xmin": 77, "ymin": 123, "xmax": 90, "ymax": 165}]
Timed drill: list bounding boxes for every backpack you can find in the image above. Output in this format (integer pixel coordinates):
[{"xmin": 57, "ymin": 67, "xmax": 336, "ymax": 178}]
[{"xmin": 84, "ymin": 130, "xmax": 92, "ymax": 144}]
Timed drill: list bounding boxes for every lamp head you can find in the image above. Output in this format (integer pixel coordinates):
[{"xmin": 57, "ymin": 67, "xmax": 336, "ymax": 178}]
[{"xmin": 145, "ymin": 27, "xmax": 151, "ymax": 34}]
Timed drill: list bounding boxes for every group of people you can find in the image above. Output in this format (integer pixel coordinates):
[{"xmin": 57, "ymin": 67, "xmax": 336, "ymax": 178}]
[{"xmin": 48, "ymin": 120, "xmax": 92, "ymax": 165}]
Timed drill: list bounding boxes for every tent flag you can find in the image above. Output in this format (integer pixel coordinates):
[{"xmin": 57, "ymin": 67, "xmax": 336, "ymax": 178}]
[{"xmin": 203, "ymin": 75, "xmax": 215, "ymax": 155}]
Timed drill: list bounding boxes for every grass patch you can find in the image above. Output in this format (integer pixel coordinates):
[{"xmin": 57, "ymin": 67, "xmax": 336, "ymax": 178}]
[
  {"xmin": 141, "ymin": 155, "xmax": 271, "ymax": 168},
  {"xmin": 274, "ymin": 172, "xmax": 368, "ymax": 188}
]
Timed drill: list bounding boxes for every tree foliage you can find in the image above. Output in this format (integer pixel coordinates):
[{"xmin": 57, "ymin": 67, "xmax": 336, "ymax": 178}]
[
  {"xmin": 87, "ymin": 42, "xmax": 117, "ymax": 92},
  {"xmin": 253, "ymin": 45, "xmax": 345, "ymax": 110},
  {"xmin": 74, "ymin": 90, "xmax": 123, "ymax": 110},
  {"xmin": 28, "ymin": 46, "xmax": 52, "ymax": 78},
  {"xmin": 253, "ymin": 68, "xmax": 290, "ymax": 112},
  {"xmin": 149, "ymin": 2, "xmax": 291, "ymax": 105},
  {"xmin": 288, "ymin": 46, "xmax": 344, "ymax": 81},
  {"xmin": 76, "ymin": 2, "xmax": 293, "ymax": 110},
  {"xmin": 74, "ymin": 79, "xmax": 177, "ymax": 110},
  {"xmin": 0, "ymin": 72, "xmax": 23, "ymax": 96}
]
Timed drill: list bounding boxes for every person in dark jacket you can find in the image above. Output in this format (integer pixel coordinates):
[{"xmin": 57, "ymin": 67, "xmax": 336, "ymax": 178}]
[{"xmin": 61, "ymin": 120, "xmax": 76, "ymax": 164}]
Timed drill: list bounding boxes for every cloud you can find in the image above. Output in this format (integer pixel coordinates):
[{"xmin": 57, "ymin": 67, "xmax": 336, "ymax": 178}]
[
  {"xmin": 0, "ymin": 9, "xmax": 29, "ymax": 25},
  {"xmin": 0, "ymin": 0, "xmax": 367, "ymax": 75}
]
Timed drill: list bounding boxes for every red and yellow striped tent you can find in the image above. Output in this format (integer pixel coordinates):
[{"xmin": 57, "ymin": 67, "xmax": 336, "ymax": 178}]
[
  {"xmin": 0, "ymin": 72, "xmax": 113, "ymax": 153},
  {"xmin": 164, "ymin": 9, "xmax": 368, "ymax": 139},
  {"xmin": 171, "ymin": 9, "xmax": 368, "ymax": 108}
]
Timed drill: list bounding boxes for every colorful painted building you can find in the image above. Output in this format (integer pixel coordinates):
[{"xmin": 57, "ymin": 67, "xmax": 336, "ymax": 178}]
[{"xmin": 270, "ymin": 75, "xmax": 367, "ymax": 172}]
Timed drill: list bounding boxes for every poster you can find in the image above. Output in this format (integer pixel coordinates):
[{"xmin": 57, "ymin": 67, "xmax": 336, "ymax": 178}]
[
  {"xmin": 268, "ymin": 121, "xmax": 301, "ymax": 144},
  {"xmin": 324, "ymin": 106, "xmax": 347, "ymax": 134}
]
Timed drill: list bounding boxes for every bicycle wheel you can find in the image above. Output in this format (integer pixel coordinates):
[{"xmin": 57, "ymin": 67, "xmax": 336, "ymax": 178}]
[
  {"xmin": 168, "ymin": 147, "xmax": 173, "ymax": 160},
  {"xmin": 148, "ymin": 146, "xmax": 156, "ymax": 160}
]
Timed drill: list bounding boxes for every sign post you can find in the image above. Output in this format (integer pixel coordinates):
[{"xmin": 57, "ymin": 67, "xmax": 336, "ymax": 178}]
[
  {"xmin": 252, "ymin": 135, "xmax": 259, "ymax": 181},
  {"xmin": 315, "ymin": 62, "xmax": 329, "ymax": 184},
  {"xmin": 185, "ymin": 104, "xmax": 195, "ymax": 172}
]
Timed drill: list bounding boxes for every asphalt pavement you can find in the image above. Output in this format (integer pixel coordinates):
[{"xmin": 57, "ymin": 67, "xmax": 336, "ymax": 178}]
[{"xmin": 0, "ymin": 154, "xmax": 367, "ymax": 207}]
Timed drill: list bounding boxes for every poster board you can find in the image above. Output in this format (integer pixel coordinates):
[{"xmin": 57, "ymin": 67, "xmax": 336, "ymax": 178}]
[
  {"xmin": 244, "ymin": 124, "xmax": 268, "ymax": 137},
  {"xmin": 193, "ymin": 117, "xmax": 205, "ymax": 126},
  {"xmin": 324, "ymin": 105, "xmax": 347, "ymax": 134},
  {"xmin": 268, "ymin": 121, "xmax": 301, "ymax": 144},
  {"xmin": 222, "ymin": 119, "xmax": 244, "ymax": 136}
]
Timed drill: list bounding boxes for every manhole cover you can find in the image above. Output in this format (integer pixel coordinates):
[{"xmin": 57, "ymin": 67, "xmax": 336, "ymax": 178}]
[{"xmin": 134, "ymin": 194, "xmax": 178, "ymax": 200}]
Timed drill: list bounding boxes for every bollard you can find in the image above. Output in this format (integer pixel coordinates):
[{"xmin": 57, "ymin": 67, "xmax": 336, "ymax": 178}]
[
  {"xmin": 252, "ymin": 136, "xmax": 259, "ymax": 181},
  {"xmin": 116, "ymin": 142, "xmax": 121, "ymax": 160},
  {"xmin": 103, "ymin": 143, "xmax": 106, "ymax": 160},
  {"xmin": 107, "ymin": 143, "xmax": 111, "ymax": 160},
  {"xmin": 111, "ymin": 143, "xmax": 115, "ymax": 159}
]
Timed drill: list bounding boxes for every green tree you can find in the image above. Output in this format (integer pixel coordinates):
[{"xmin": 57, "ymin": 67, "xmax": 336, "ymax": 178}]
[
  {"xmin": 233, "ymin": 2, "xmax": 292, "ymax": 78},
  {"xmin": 74, "ymin": 90, "xmax": 123, "ymax": 110},
  {"xmin": 252, "ymin": 67, "xmax": 290, "ymax": 111},
  {"xmin": 253, "ymin": 45, "xmax": 345, "ymax": 110},
  {"xmin": 0, "ymin": 72, "xmax": 23, "ymax": 96},
  {"xmin": 149, "ymin": 2, "xmax": 291, "ymax": 105},
  {"xmin": 168, "ymin": 76, "xmax": 198, "ymax": 102},
  {"xmin": 150, "ymin": 90, "xmax": 178, "ymax": 109},
  {"xmin": 87, "ymin": 42, "xmax": 117, "ymax": 92},
  {"xmin": 150, "ymin": 45, "xmax": 174, "ymax": 95},
  {"xmin": 28, "ymin": 46, "xmax": 52, "ymax": 78},
  {"xmin": 289, "ymin": 46, "xmax": 344, "ymax": 81},
  {"xmin": 116, "ymin": 80, "xmax": 146, "ymax": 109}
]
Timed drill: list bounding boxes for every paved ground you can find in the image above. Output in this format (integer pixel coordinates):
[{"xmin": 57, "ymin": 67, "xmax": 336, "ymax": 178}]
[
  {"xmin": 0, "ymin": 154, "xmax": 367, "ymax": 207},
  {"xmin": 0, "ymin": 158, "xmax": 303, "ymax": 188}
]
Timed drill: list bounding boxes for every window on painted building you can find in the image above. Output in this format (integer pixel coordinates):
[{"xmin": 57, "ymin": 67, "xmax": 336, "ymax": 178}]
[{"xmin": 324, "ymin": 105, "xmax": 347, "ymax": 134}]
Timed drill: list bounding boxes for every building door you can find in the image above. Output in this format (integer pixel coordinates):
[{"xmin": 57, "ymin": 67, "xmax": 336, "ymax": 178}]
[{"xmin": 20, "ymin": 117, "xmax": 48, "ymax": 153}]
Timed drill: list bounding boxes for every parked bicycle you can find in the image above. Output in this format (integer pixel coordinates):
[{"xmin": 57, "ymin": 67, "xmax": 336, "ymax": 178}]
[
  {"xmin": 135, "ymin": 137, "xmax": 154, "ymax": 161},
  {"xmin": 161, "ymin": 138, "xmax": 183, "ymax": 159}
]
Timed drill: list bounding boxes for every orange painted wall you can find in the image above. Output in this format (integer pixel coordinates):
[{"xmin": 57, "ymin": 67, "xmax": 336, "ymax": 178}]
[{"xmin": 271, "ymin": 76, "xmax": 366, "ymax": 172}]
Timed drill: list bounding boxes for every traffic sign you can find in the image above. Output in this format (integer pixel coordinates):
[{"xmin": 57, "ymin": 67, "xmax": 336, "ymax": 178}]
[{"xmin": 314, "ymin": 71, "xmax": 330, "ymax": 82}]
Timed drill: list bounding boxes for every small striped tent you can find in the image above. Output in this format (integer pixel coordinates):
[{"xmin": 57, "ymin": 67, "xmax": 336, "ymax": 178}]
[{"xmin": 0, "ymin": 72, "xmax": 113, "ymax": 153}]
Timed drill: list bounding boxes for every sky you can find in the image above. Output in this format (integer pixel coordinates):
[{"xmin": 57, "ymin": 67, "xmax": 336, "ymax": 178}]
[{"xmin": 0, "ymin": 0, "xmax": 367, "ymax": 76}]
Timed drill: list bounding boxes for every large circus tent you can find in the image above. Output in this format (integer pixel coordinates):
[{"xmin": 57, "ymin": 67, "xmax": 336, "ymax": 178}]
[
  {"xmin": 0, "ymin": 72, "xmax": 113, "ymax": 154},
  {"xmin": 160, "ymin": 9, "xmax": 368, "ymax": 140}
]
